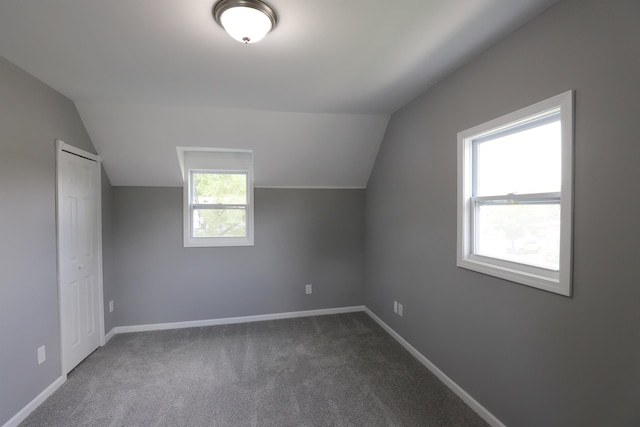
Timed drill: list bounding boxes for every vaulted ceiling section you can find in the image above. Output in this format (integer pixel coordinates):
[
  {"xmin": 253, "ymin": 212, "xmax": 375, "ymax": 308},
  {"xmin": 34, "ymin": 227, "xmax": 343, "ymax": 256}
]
[{"xmin": 0, "ymin": 0, "xmax": 559, "ymax": 187}]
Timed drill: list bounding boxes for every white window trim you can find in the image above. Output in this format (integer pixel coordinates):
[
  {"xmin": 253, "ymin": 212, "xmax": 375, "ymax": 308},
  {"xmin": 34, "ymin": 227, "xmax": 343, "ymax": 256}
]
[
  {"xmin": 178, "ymin": 148, "xmax": 254, "ymax": 248},
  {"xmin": 457, "ymin": 91, "xmax": 574, "ymax": 296}
]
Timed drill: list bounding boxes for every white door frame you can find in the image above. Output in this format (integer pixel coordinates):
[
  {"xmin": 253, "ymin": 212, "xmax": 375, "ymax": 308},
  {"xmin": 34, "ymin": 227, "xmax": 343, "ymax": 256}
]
[{"xmin": 55, "ymin": 139, "xmax": 105, "ymax": 374}]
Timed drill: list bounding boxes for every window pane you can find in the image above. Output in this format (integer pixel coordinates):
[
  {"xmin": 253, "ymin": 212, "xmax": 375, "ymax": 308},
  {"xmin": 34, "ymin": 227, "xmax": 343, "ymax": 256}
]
[
  {"xmin": 193, "ymin": 173, "xmax": 247, "ymax": 204},
  {"xmin": 475, "ymin": 202, "xmax": 560, "ymax": 270},
  {"xmin": 475, "ymin": 119, "xmax": 561, "ymax": 196},
  {"xmin": 193, "ymin": 208, "xmax": 246, "ymax": 238}
]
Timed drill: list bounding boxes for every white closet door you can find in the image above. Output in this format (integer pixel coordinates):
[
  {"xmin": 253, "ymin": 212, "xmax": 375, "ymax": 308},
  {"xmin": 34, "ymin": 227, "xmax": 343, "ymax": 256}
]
[{"xmin": 57, "ymin": 145, "xmax": 102, "ymax": 374}]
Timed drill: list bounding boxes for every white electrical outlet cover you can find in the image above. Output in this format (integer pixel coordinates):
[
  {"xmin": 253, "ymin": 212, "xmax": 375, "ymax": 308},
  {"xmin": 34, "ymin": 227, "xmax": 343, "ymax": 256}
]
[
  {"xmin": 398, "ymin": 304, "xmax": 403, "ymax": 317},
  {"xmin": 394, "ymin": 301, "xmax": 398, "ymax": 313}
]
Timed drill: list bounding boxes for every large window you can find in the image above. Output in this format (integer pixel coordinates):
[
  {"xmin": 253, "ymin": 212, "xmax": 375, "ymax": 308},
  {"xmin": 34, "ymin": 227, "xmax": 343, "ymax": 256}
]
[
  {"xmin": 178, "ymin": 148, "xmax": 254, "ymax": 247},
  {"xmin": 457, "ymin": 91, "xmax": 574, "ymax": 295}
]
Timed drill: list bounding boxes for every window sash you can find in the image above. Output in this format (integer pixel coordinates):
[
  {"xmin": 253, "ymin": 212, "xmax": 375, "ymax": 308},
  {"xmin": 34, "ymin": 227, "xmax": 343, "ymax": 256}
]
[
  {"xmin": 190, "ymin": 170, "xmax": 248, "ymax": 205},
  {"xmin": 471, "ymin": 113, "xmax": 562, "ymax": 198},
  {"xmin": 470, "ymin": 194, "xmax": 560, "ymax": 272},
  {"xmin": 191, "ymin": 206, "xmax": 248, "ymax": 236},
  {"xmin": 188, "ymin": 169, "xmax": 251, "ymax": 242},
  {"xmin": 179, "ymin": 148, "xmax": 254, "ymax": 248},
  {"xmin": 191, "ymin": 206, "xmax": 248, "ymax": 239},
  {"xmin": 456, "ymin": 90, "xmax": 573, "ymax": 296}
]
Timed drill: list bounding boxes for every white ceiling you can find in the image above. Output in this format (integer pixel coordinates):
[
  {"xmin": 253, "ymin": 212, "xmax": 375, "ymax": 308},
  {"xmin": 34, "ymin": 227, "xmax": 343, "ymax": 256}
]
[{"xmin": 0, "ymin": 0, "xmax": 558, "ymax": 187}]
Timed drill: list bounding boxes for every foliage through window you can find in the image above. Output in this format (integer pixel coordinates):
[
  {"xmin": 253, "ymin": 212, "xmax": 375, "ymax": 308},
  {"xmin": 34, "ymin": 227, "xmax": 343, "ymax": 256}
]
[
  {"xmin": 191, "ymin": 172, "xmax": 248, "ymax": 238},
  {"xmin": 457, "ymin": 91, "xmax": 574, "ymax": 295},
  {"xmin": 178, "ymin": 148, "xmax": 254, "ymax": 247}
]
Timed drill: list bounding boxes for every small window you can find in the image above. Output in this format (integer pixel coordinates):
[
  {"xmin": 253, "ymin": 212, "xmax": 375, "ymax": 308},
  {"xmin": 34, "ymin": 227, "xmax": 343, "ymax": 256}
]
[
  {"xmin": 178, "ymin": 148, "xmax": 254, "ymax": 247},
  {"xmin": 191, "ymin": 171, "xmax": 248, "ymax": 238},
  {"xmin": 457, "ymin": 91, "xmax": 573, "ymax": 295}
]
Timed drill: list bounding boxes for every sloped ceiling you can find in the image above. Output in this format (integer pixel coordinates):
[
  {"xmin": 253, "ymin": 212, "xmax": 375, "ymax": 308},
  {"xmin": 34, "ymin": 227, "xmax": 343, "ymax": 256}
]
[
  {"xmin": 76, "ymin": 103, "xmax": 389, "ymax": 187},
  {"xmin": 0, "ymin": 0, "xmax": 558, "ymax": 187}
]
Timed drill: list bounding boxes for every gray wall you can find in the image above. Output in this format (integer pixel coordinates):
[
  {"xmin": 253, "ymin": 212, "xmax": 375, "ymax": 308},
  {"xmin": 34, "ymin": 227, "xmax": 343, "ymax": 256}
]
[
  {"xmin": 0, "ymin": 56, "xmax": 114, "ymax": 425},
  {"xmin": 365, "ymin": 0, "xmax": 640, "ymax": 425},
  {"xmin": 112, "ymin": 187, "xmax": 364, "ymax": 326},
  {"xmin": 102, "ymin": 168, "xmax": 117, "ymax": 333}
]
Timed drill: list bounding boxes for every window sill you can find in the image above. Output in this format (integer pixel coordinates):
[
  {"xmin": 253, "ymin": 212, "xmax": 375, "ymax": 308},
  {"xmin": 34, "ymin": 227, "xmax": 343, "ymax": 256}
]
[
  {"xmin": 457, "ymin": 256, "xmax": 570, "ymax": 296},
  {"xmin": 184, "ymin": 237, "xmax": 254, "ymax": 248}
]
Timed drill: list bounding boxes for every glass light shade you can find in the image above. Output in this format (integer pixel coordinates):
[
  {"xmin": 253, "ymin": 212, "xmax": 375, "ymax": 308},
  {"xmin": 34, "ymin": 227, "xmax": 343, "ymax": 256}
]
[{"xmin": 220, "ymin": 6, "xmax": 273, "ymax": 44}]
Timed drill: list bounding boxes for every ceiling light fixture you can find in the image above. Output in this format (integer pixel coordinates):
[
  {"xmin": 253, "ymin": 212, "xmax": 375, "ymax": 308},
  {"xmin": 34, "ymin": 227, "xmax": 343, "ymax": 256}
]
[{"xmin": 213, "ymin": 0, "xmax": 278, "ymax": 44}]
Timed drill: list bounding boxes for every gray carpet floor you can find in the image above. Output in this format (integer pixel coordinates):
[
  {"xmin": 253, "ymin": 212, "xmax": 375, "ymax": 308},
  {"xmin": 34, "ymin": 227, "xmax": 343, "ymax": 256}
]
[{"xmin": 21, "ymin": 312, "xmax": 488, "ymax": 426}]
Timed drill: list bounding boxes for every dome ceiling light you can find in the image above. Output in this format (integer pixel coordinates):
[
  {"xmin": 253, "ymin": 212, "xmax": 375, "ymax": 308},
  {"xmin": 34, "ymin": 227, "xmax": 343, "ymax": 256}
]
[{"xmin": 213, "ymin": 0, "xmax": 278, "ymax": 44}]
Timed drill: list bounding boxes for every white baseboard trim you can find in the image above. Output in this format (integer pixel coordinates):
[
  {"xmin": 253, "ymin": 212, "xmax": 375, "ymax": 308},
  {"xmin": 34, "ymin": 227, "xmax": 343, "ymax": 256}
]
[
  {"xmin": 104, "ymin": 327, "xmax": 116, "ymax": 344},
  {"xmin": 2, "ymin": 375, "xmax": 66, "ymax": 427},
  {"xmin": 5, "ymin": 306, "xmax": 501, "ymax": 427},
  {"xmin": 111, "ymin": 306, "xmax": 366, "ymax": 335},
  {"xmin": 363, "ymin": 307, "xmax": 505, "ymax": 427}
]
